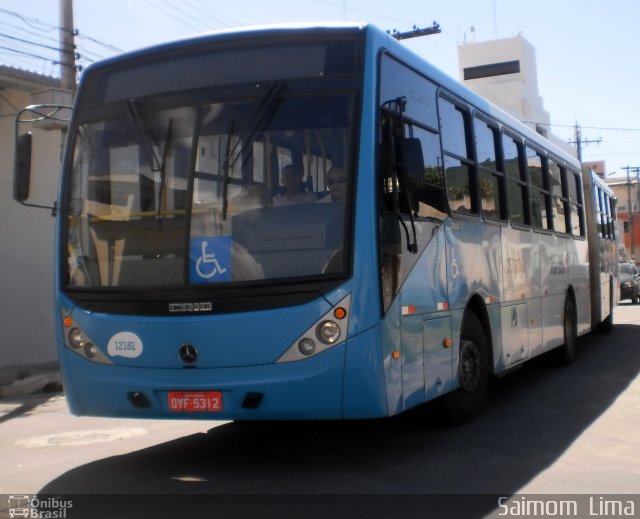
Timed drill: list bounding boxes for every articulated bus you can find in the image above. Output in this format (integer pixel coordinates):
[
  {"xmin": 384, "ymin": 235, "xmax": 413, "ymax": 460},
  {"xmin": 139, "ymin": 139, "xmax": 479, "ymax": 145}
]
[{"xmin": 15, "ymin": 23, "xmax": 618, "ymax": 423}]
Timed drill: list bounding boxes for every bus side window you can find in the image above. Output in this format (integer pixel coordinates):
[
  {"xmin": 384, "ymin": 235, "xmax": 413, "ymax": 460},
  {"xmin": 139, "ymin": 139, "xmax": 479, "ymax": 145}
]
[
  {"xmin": 549, "ymin": 159, "xmax": 568, "ymax": 234},
  {"xmin": 439, "ymin": 97, "xmax": 477, "ymax": 215},
  {"xmin": 501, "ymin": 132, "xmax": 529, "ymax": 226},
  {"xmin": 567, "ymin": 169, "xmax": 584, "ymax": 237},
  {"xmin": 407, "ymin": 125, "xmax": 446, "ymax": 217},
  {"xmin": 527, "ymin": 145, "xmax": 551, "ymax": 231},
  {"xmin": 609, "ymin": 197, "xmax": 617, "ymax": 240},
  {"xmin": 474, "ymin": 117, "xmax": 505, "ymax": 221},
  {"xmin": 595, "ymin": 187, "xmax": 605, "ymax": 238}
]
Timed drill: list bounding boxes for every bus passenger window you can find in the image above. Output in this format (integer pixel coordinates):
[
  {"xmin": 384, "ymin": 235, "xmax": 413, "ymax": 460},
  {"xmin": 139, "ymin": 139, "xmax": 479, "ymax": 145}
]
[
  {"xmin": 567, "ymin": 170, "xmax": 583, "ymax": 237},
  {"xmin": 444, "ymin": 157, "xmax": 473, "ymax": 213},
  {"xmin": 474, "ymin": 117, "xmax": 505, "ymax": 221},
  {"xmin": 527, "ymin": 146, "xmax": 551, "ymax": 231},
  {"xmin": 439, "ymin": 97, "xmax": 477, "ymax": 215},
  {"xmin": 409, "ymin": 125, "xmax": 446, "ymax": 217},
  {"xmin": 440, "ymin": 99, "xmax": 471, "ymax": 159},
  {"xmin": 501, "ymin": 133, "xmax": 529, "ymax": 226},
  {"xmin": 549, "ymin": 160, "xmax": 568, "ymax": 234}
]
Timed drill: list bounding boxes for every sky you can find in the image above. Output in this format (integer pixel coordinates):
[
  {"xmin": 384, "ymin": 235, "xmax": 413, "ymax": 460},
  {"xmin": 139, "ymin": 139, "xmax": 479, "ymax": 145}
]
[{"xmin": 1, "ymin": 0, "xmax": 639, "ymax": 178}]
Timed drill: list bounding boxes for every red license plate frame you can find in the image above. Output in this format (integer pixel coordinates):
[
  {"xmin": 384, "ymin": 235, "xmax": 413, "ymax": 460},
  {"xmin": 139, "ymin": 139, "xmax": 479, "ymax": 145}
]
[{"xmin": 168, "ymin": 391, "xmax": 223, "ymax": 412}]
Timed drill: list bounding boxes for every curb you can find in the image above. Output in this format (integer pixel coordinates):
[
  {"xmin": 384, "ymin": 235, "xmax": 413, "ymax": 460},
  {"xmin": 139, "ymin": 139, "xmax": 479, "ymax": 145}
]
[{"xmin": 0, "ymin": 369, "xmax": 62, "ymax": 399}]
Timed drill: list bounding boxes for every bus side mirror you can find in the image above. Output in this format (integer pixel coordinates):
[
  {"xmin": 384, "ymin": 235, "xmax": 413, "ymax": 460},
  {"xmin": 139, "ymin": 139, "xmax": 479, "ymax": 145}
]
[{"xmin": 13, "ymin": 132, "xmax": 33, "ymax": 203}]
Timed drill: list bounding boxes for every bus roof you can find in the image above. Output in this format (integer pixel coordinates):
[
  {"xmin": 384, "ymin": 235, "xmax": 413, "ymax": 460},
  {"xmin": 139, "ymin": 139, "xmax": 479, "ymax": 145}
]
[
  {"xmin": 80, "ymin": 22, "xmax": 580, "ymax": 170},
  {"xmin": 81, "ymin": 22, "xmax": 369, "ymax": 72}
]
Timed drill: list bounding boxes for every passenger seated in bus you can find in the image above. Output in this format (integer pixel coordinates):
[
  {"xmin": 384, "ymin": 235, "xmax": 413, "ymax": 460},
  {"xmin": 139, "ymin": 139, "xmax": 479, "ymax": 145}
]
[
  {"xmin": 318, "ymin": 165, "xmax": 348, "ymax": 203},
  {"xmin": 272, "ymin": 165, "xmax": 318, "ymax": 206}
]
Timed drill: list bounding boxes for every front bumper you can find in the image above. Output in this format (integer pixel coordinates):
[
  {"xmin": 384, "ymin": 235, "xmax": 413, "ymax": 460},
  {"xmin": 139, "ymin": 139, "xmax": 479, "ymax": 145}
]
[{"xmin": 61, "ymin": 344, "xmax": 347, "ymax": 421}]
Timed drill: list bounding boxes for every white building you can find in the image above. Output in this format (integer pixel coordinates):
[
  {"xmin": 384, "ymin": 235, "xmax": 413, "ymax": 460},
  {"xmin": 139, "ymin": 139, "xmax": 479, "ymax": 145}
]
[
  {"xmin": 0, "ymin": 66, "xmax": 68, "ymax": 383},
  {"xmin": 458, "ymin": 34, "xmax": 575, "ymax": 157}
]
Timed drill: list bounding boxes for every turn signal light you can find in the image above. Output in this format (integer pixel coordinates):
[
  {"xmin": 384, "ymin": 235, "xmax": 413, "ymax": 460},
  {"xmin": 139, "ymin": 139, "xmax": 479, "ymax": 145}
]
[{"xmin": 334, "ymin": 307, "xmax": 347, "ymax": 320}]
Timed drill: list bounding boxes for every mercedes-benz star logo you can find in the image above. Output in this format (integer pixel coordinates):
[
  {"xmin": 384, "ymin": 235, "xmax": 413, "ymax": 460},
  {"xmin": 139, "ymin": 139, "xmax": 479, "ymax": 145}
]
[{"xmin": 179, "ymin": 344, "xmax": 198, "ymax": 364}]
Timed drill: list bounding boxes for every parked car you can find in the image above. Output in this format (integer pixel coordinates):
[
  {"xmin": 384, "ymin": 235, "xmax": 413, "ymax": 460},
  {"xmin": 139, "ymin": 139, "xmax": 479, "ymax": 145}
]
[{"xmin": 619, "ymin": 262, "xmax": 640, "ymax": 303}]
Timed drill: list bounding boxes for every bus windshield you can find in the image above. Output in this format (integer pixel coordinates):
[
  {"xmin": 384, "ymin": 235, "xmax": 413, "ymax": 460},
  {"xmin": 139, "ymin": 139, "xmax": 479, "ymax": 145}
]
[{"xmin": 64, "ymin": 41, "xmax": 358, "ymax": 290}]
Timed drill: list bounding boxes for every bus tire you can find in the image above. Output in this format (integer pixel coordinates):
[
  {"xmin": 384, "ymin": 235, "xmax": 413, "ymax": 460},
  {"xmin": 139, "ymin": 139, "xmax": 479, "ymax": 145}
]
[
  {"xmin": 556, "ymin": 295, "xmax": 577, "ymax": 365},
  {"xmin": 442, "ymin": 312, "xmax": 489, "ymax": 425}
]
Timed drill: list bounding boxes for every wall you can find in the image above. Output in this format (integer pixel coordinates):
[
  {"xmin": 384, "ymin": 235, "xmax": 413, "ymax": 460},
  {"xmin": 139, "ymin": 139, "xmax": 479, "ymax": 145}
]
[{"xmin": 0, "ymin": 86, "xmax": 64, "ymax": 375}]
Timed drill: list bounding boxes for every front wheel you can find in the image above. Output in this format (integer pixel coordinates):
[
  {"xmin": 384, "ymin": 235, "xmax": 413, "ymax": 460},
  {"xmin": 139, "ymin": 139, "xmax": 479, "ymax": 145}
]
[{"xmin": 442, "ymin": 312, "xmax": 489, "ymax": 424}]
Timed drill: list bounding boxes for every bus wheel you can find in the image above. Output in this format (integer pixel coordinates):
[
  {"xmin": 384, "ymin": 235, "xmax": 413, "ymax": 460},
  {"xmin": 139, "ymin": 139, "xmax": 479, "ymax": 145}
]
[
  {"xmin": 556, "ymin": 296, "xmax": 577, "ymax": 365},
  {"xmin": 442, "ymin": 312, "xmax": 489, "ymax": 424}
]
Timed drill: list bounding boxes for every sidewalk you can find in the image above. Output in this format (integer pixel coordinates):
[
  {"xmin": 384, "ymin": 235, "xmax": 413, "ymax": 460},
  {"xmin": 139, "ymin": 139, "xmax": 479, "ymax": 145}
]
[{"xmin": 0, "ymin": 362, "xmax": 61, "ymax": 399}]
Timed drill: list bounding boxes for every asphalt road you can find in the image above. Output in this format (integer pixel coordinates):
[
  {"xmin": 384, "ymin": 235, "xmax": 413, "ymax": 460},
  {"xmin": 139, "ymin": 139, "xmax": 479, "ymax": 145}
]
[{"xmin": 1, "ymin": 303, "xmax": 639, "ymax": 518}]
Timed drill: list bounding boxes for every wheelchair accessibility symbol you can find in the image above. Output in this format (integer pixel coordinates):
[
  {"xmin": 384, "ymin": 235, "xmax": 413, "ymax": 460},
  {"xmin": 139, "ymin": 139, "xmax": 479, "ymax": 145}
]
[
  {"xmin": 196, "ymin": 241, "xmax": 227, "ymax": 278},
  {"xmin": 190, "ymin": 237, "xmax": 232, "ymax": 283}
]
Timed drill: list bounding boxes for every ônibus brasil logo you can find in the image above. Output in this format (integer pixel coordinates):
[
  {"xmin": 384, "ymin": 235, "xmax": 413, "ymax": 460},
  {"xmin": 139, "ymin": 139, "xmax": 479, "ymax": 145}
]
[{"xmin": 8, "ymin": 495, "xmax": 73, "ymax": 518}]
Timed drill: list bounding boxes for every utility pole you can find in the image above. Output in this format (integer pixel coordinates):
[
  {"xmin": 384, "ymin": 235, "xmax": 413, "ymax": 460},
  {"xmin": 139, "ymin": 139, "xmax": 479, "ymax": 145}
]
[
  {"xmin": 623, "ymin": 166, "xmax": 640, "ymax": 262},
  {"xmin": 59, "ymin": 0, "xmax": 76, "ymax": 92},
  {"xmin": 569, "ymin": 122, "xmax": 601, "ymax": 162}
]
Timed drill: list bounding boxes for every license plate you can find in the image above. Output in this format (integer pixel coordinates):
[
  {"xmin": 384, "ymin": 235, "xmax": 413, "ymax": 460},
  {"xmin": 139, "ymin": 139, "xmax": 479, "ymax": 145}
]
[{"xmin": 168, "ymin": 391, "xmax": 223, "ymax": 412}]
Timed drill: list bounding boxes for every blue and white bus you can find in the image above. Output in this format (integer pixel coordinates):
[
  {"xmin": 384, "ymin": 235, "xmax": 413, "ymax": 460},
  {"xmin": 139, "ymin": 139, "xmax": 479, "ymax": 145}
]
[{"xmin": 15, "ymin": 23, "xmax": 618, "ymax": 423}]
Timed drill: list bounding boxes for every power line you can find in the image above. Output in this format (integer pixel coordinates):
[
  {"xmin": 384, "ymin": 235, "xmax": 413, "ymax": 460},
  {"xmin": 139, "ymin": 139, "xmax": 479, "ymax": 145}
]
[
  {"xmin": 568, "ymin": 123, "xmax": 601, "ymax": 162},
  {"xmin": 0, "ymin": 32, "xmax": 70, "ymax": 55},
  {"xmin": 524, "ymin": 121, "xmax": 640, "ymax": 132},
  {"xmin": 75, "ymin": 32, "xmax": 122, "ymax": 54},
  {"xmin": 181, "ymin": 0, "xmax": 231, "ymax": 28},
  {"xmin": 310, "ymin": 0, "xmax": 411, "ymax": 25},
  {"xmin": 160, "ymin": 0, "xmax": 217, "ymax": 31},
  {"xmin": 0, "ymin": 7, "xmax": 123, "ymax": 78},
  {"xmin": 0, "ymin": 7, "xmax": 60, "ymax": 33},
  {"xmin": 143, "ymin": 0, "xmax": 210, "ymax": 32},
  {"xmin": 0, "ymin": 43, "xmax": 59, "ymax": 63},
  {"xmin": 192, "ymin": 0, "xmax": 242, "ymax": 27},
  {"xmin": 0, "ymin": 20, "xmax": 61, "ymax": 45}
]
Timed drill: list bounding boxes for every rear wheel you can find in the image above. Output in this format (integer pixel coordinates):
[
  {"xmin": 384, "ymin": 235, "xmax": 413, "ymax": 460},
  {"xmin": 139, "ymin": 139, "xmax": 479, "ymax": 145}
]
[{"xmin": 442, "ymin": 312, "xmax": 489, "ymax": 424}]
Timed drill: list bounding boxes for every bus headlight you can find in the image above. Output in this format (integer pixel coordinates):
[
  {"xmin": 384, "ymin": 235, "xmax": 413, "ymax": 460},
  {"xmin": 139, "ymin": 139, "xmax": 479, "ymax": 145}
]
[
  {"xmin": 298, "ymin": 338, "xmax": 316, "ymax": 356},
  {"xmin": 317, "ymin": 321, "xmax": 341, "ymax": 344},
  {"xmin": 61, "ymin": 311, "xmax": 112, "ymax": 365},
  {"xmin": 276, "ymin": 294, "xmax": 352, "ymax": 363},
  {"xmin": 84, "ymin": 343, "xmax": 98, "ymax": 359},
  {"xmin": 68, "ymin": 328, "xmax": 85, "ymax": 349}
]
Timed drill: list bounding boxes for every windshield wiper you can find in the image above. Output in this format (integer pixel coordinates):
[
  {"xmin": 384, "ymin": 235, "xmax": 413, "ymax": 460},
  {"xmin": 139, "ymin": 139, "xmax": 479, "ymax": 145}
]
[
  {"xmin": 126, "ymin": 99, "xmax": 173, "ymax": 218},
  {"xmin": 225, "ymin": 82, "xmax": 283, "ymax": 169},
  {"xmin": 127, "ymin": 99, "xmax": 162, "ymax": 172},
  {"xmin": 221, "ymin": 82, "xmax": 284, "ymax": 221}
]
